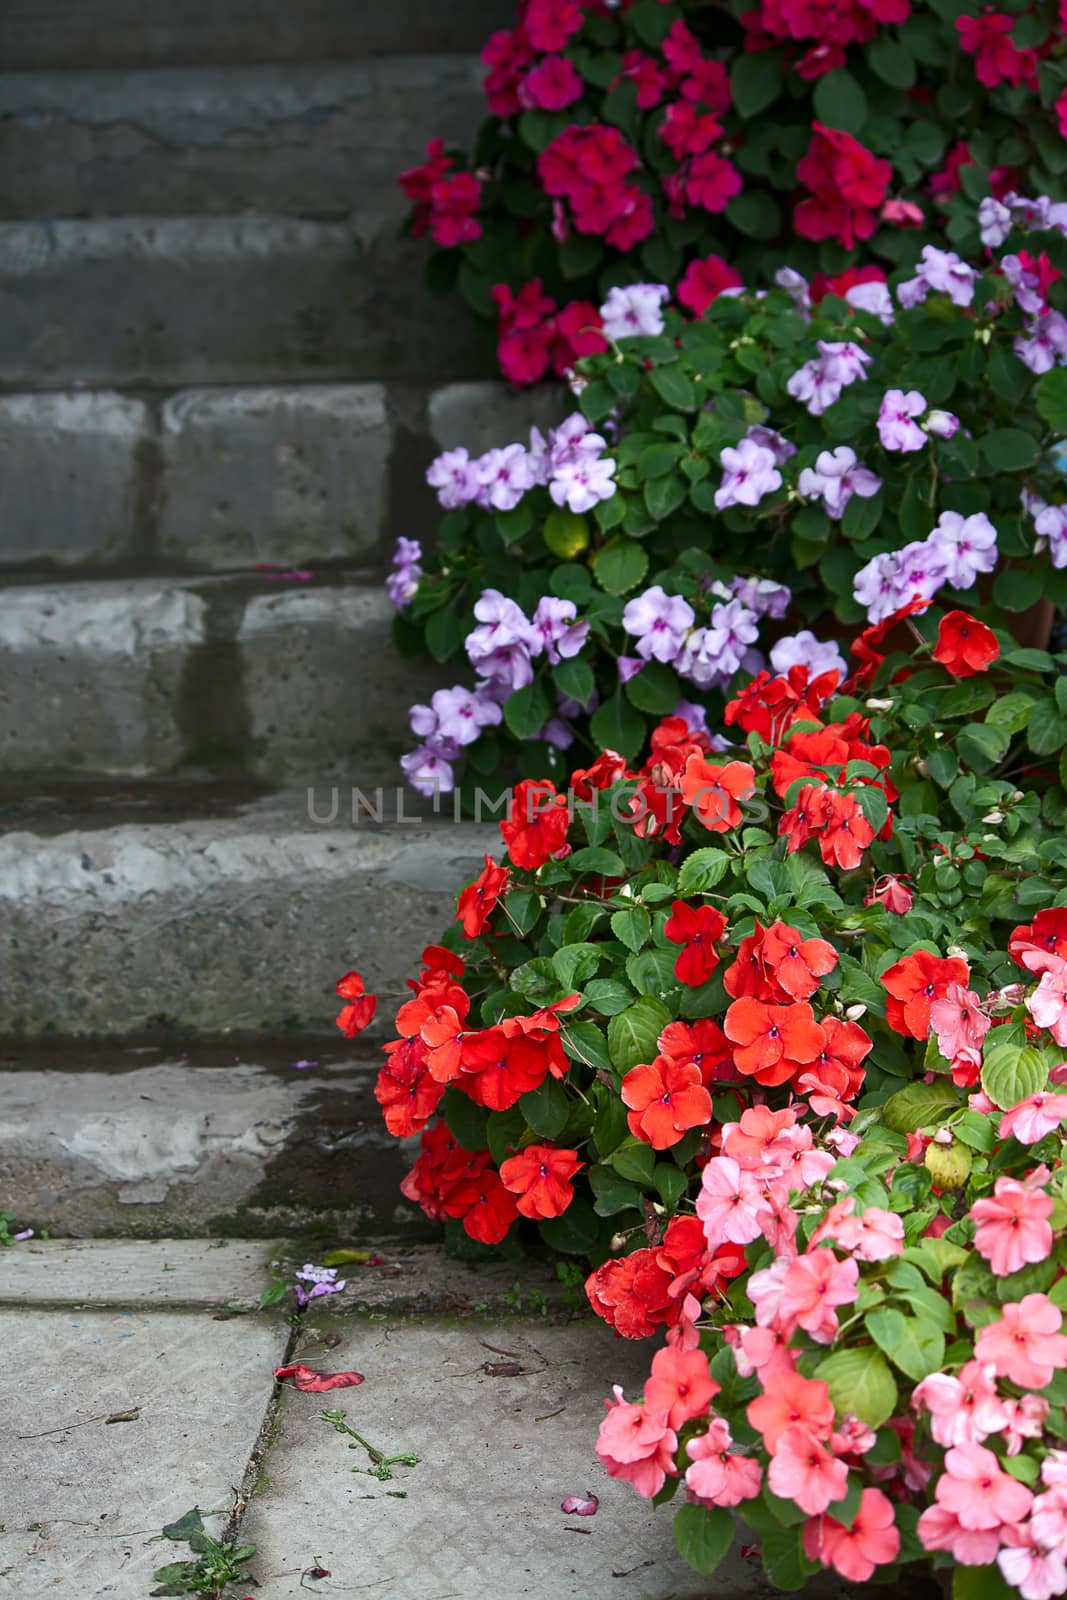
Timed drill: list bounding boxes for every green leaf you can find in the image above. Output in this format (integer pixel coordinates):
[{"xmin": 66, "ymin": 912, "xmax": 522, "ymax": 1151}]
[
  {"xmin": 553, "ymin": 657, "xmax": 595, "ymax": 708},
  {"xmin": 982, "ymin": 1041, "xmax": 1050, "ymax": 1111},
  {"xmin": 583, "ymin": 977, "xmax": 635, "ymax": 1016},
  {"xmin": 868, "ymin": 35, "xmax": 916, "ymax": 87},
  {"xmin": 162, "ymin": 1509, "xmax": 206, "ymax": 1542},
  {"xmin": 1037, "ymin": 368, "xmax": 1067, "ymax": 433},
  {"xmin": 881, "ymin": 1078, "xmax": 960, "ymax": 1132},
  {"xmin": 957, "ymin": 720, "xmax": 1010, "ymax": 772},
  {"xmin": 611, "ymin": 906, "xmax": 651, "ymax": 953},
  {"xmin": 649, "ymin": 366, "xmax": 697, "ymax": 410},
  {"xmin": 953, "ymin": 1566, "xmax": 1017, "ymax": 1600},
  {"xmin": 866, "ymin": 1307, "xmax": 945, "ymax": 1381},
  {"xmin": 673, "ymin": 1503, "xmax": 734, "ymax": 1577},
  {"xmin": 593, "ymin": 538, "xmax": 649, "ymax": 596},
  {"xmin": 980, "ymin": 428, "xmax": 1039, "ymax": 473},
  {"xmin": 677, "ymin": 848, "xmax": 731, "ymax": 895},
  {"xmin": 625, "ymin": 660, "xmax": 681, "ymax": 715},
  {"xmin": 562, "ymin": 1018, "xmax": 612, "ymax": 1071},
  {"xmin": 590, "ymin": 692, "xmax": 647, "ymax": 760},
  {"xmin": 608, "ymin": 998, "xmax": 671, "ymax": 1073},
  {"xmin": 729, "ymin": 48, "xmax": 784, "ymax": 116},
  {"xmin": 551, "ymin": 941, "xmax": 602, "ymax": 990},
  {"xmin": 757, "ymin": 1524, "xmax": 819, "ymax": 1591},
  {"xmin": 815, "ymin": 1346, "xmax": 898, "ymax": 1429},
  {"xmin": 504, "ymin": 681, "xmax": 551, "ymax": 740},
  {"xmin": 442, "ymin": 1088, "xmax": 489, "ymax": 1152},
  {"xmin": 812, "ymin": 70, "xmax": 867, "ymax": 134},
  {"xmin": 539, "ymin": 1197, "xmax": 599, "ymax": 1255},
  {"xmin": 258, "ymin": 1282, "xmax": 288, "ymax": 1310},
  {"xmin": 522, "ymin": 1075, "xmax": 569, "ymax": 1139},
  {"xmin": 424, "ymin": 604, "xmax": 462, "ymax": 661},
  {"xmin": 626, "ymin": 947, "xmax": 679, "ymax": 996},
  {"xmin": 1029, "ymin": 700, "xmax": 1067, "ymax": 758},
  {"xmin": 569, "ymin": 846, "xmax": 626, "ymax": 875},
  {"xmin": 611, "ymin": 1138, "xmax": 656, "ymax": 1185}
]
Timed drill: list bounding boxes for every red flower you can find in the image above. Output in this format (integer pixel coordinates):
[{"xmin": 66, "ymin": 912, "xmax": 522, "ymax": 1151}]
[
  {"xmin": 456, "ymin": 854, "xmax": 509, "ymax": 939},
  {"xmin": 865, "ymin": 875, "xmax": 914, "ymax": 915},
  {"xmin": 619, "ymin": 50, "xmax": 668, "ymax": 110},
  {"xmin": 680, "ymin": 755, "xmax": 756, "ymax": 833},
  {"xmin": 570, "ymin": 748, "xmax": 631, "ymax": 799},
  {"xmin": 1010, "ymin": 910, "xmax": 1067, "ymax": 975},
  {"xmin": 395, "ymin": 977, "xmax": 469, "ymax": 1040},
  {"xmin": 658, "ymin": 1018, "xmax": 732, "ymax": 1085},
  {"xmin": 795, "ymin": 123, "xmax": 892, "ymax": 249},
  {"xmin": 585, "ymin": 1249, "xmax": 674, "ymax": 1338},
  {"xmin": 519, "ymin": 54, "xmax": 584, "ymax": 112},
  {"xmin": 845, "ymin": 597, "xmax": 931, "ymax": 691},
  {"xmin": 810, "ymin": 264, "xmax": 886, "ymax": 304},
  {"xmin": 500, "ymin": 779, "xmax": 572, "ymax": 869},
  {"xmin": 957, "ymin": 12, "xmax": 1037, "ymax": 89},
  {"xmin": 335, "ymin": 971, "xmax": 377, "ymax": 1037},
  {"xmin": 684, "ymin": 151, "xmax": 743, "ymax": 215},
  {"xmin": 660, "ymin": 100, "xmax": 723, "ymax": 160},
  {"xmin": 375, "ymin": 1036, "xmax": 445, "ymax": 1136},
  {"xmin": 398, "ymin": 139, "xmax": 454, "ymax": 235},
  {"xmin": 621, "ymin": 1056, "xmax": 713, "ymax": 1149},
  {"xmin": 929, "ymin": 140, "xmax": 973, "ymax": 201},
  {"xmin": 482, "ymin": 28, "xmax": 535, "ymax": 116},
  {"xmin": 664, "ymin": 900, "xmax": 727, "ymax": 985},
  {"xmin": 725, "ymin": 665, "xmax": 839, "ymax": 742},
  {"xmin": 459, "ymin": 1027, "xmax": 558, "ymax": 1111},
  {"xmin": 443, "ymin": 1166, "xmax": 520, "ymax": 1244},
  {"xmin": 275, "ymin": 1364, "xmax": 363, "ymax": 1392},
  {"xmin": 677, "ymin": 254, "xmax": 744, "ymax": 317},
  {"xmin": 427, "ymin": 172, "xmax": 482, "ymax": 248},
  {"xmin": 499, "ymin": 1143, "xmax": 583, "ymax": 1218},
  {"xmin": 780, "ymin": 785, "xmax": 876, "ymax": 871},
  {"xmin": 400, "ymin": 1123, "xmax": 488, "ymax": 1221},
  {"xmin": 761, "ymin": 922, "xmax": 838, "ymax": 1001},
  {"xmin": 524, "ymin": 0, "xmax": 583, "ymax": 53},
  {"xmin": 882, "ymin": 950, "xmax": 971, "ymax": 1039},
  {"xmin": 551, "ymin": 298, "xmax": 608, "ymax": 368},
  {"xmin": 723, "ymin": 998, "xmax": 826, "ymax": 1087},
  {"xmin": 797, "ymin": 1016, "xmax": 872, "ymax": 1117},
  {"xmin": 932, "ymin": 611, "xmax": 999, "ymax": 678},
  {"xmin": 723, "ymin": 920, "xmax": 780, "ymax": 1004}
]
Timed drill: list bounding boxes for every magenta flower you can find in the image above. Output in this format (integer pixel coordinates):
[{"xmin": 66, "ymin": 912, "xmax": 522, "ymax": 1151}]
[
  {"xmin": 786, "ymin": 341, "xmax": 871, "ymax": 416},
  {"xmin": 530, "ymin": 596, "xmax": 589, "ymax": 662},
  {"xmin": 426, "ymin": 446, "xmax": 479, "ymax": 509},
  {"xmin": 473, "ymin": 444, "xmax": 537, "ymax": 511},
  {"xmin": 621, "ymin": 585, "xmax": 695, "ymax": 663},
  {"xmin": 714, "ymin": 438, "xmax": 782, "ymax": 509},
  {"xmin": 797, "ymin": 445, "xmax": 880, "ymax": 517}
]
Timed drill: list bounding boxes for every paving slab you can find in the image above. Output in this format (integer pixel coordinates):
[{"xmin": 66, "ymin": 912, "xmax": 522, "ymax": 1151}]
[
  {"xmin": 0, "ymin": 1237, "xmax": 275, "ymax": 1308},
  {"xmin": 0, "ymin": 1046, "xmax": 429, "ymax": 1236},
  {"xmin": 0, "ymin": 1306, "xmax": 286, "ymax": 1599},
  {"xmin": 244, "ymin": 1316, "xmax": 852, "ymax": 1600}
]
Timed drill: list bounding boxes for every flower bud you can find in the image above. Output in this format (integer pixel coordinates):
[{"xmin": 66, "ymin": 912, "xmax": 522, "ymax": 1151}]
[
  {"xmin": 845, "ymin": 1003, "xmax": 868, "ymax": 1022},
  {"xmin": 866, "ymin": 698, "xmax": 894, "ymax": 711},
  {"xmin": 924, "ymin": 409, "xmax": 960, "ymax": 439},
  {"xmin": 925, "ymin": 1135, "xmax": 972, "ymax": 1191},
  {"xmin": 982, "ymin": 810, "xmax": 1004, "ymax": 824}
]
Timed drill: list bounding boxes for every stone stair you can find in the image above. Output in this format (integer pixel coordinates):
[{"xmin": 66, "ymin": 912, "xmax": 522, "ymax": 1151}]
[{"xmin": 0, "ymin": 5, "xmax": 538, "ymax": 1241}]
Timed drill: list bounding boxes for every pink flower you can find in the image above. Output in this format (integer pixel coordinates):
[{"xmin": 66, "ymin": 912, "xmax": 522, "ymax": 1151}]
[
  {"xmin": 685, "ymin": 1417, "xmax": 762, "ymax": 1506},
  {"xmin": 813, "ymin": 1199, "xmax": 904, "ymax": 1262},
  {"xmin": 975, "ymin": 1296, "xmax": 1067, "ymax": 1389},
  {"xmin": 1031, "ymin": 1484, "xmax": 1067, "ymax": 1548},
  {"xmin": 912, "ymin": 1361, "xmax": 1008, "ymax": 1447},
  {"xmin": 1029, "ymin": 962, "xmax": 1067, "ymax": 1047},
  {"xmin": 596, "ymin": 1385, "xmax": 677, "ymax": 1499},
  {"xmin": 1001, "ymin": 1393, "xmax": 1049, "ymax": 1456},
  {"xmin": 644, "ymin": 1346, "xmax": 718, "ymax": 1431},
  {"xmin": 768, "ymin": 1425, "xmax": 849, "ymax": 1516},
  {"xmin": 747, "ymin": 1256, "xmax": 792, "ymax": 1328},
  {"xmin": 778, "ymin": 1250, "xmax": 859, "ymax": 1343},
  {"xmin": 519, "ymin": 55, "xmax": 583, "ymax": 111},
  {"xmin": 877, "ymin": 388, "xmax": 927, "ymax": 452},
  {"xmin": 917, "ymin": 1502, "xmax": 1003, "ymax": 1565},
  {"xmin": 1001, "ymin": 1092, "xmax": 1067, "ymax": 1145},
  {"xmin": 696, "ymin": 1156, "xmax": 770, "ymax": 1249},
  {"xmin": 998, "ymin": 1524, "xmax": 1067, "ymax": 1600},
  {"xmin": 936, "ymin": 1441, "xmax": 1035, "ymax": 1531},
  {"xmin": 930, "ymin": 983, "xmax": 991, "ymax": 1062},
  {"xmin": 803, "ymin": 1487, "xmax": 901, "ymax": 1581},
  {"xmin": 747, "ymin": 1370, "xmax": 834, "ymax": 1450},
  {"xmin": 970, "ymin": 1177, "xmax": 1054, "ymax": 1277},
  {"xmin": 724, "ymin": 1323, "xmax": 796, "ymax": 1380}
]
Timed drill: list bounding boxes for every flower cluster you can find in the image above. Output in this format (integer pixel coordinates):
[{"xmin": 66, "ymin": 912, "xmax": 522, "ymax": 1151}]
[
  {"xmin": 399, "ymin": 0, "xmax": 1067, "ymax": 381},
  {"xmin": 393, "ymin": 201, "xmax": 1067, "ymax": 793}
]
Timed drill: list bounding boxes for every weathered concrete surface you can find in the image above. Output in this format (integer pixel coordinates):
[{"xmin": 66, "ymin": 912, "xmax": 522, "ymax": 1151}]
[
  {"xmin": 157, "ymin": 385, "xmax": 391, "ymax": 567},
  {"xmin": 0, "ymin": 218, "xmax": 491, "ymax": 389},
  {"xmin": 0, "ymin": 1237, "xmax": 275, "ymax": 1307},
  {"xmin": 0, "ymin": 59, "xmax": 485, "ymax": 218},
  {"xmin": 0, "ymin": 392, "xmax": 149, "ymax": 568},
  {"xmin": 0, "ymin": 0, "xmax": 516, "ymax": 70},
  {"xmin": 0, "ymin": 1307, "xmax": 286, "ymax": 1600},
  {"xmin": 244, "ymin": 1318, "xmax": 846, "ymax": 1600},
  {"xmin": 429, "ymin": 380, "xmax": 570, "ymax": 456},
  {"xmin": 0, "ymin": 1049, "xmax": 426, "ymax": 1237},
  {"xmin": 0, "ymin": 580, "xmax": 205, "ymax": 772},
  {"xmin": 0, "ymin": 576, "xmax": 447, "ymax": 775},
  {"xmin": 0, "ymin": 800, "xmax": 494, "ymax": 1032}
]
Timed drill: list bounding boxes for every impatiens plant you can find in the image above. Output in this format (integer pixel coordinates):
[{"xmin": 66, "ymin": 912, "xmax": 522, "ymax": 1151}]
[
  {"xmin": 399, "ymin": 0, "xmax": 1067, "ymax": 381},
  {"xmin": 392, "ymin": 197, "xmax": 1067, "ymax": 795}
]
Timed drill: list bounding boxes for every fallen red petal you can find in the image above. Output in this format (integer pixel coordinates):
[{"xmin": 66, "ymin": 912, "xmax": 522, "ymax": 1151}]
[
  {"xmin": 274, "ymin": 1364, "xmax": 364, "ymax": 1392},
  {"xmin": 560, "ymin": 1493, "xmax": 599, "ymax": 1517}
]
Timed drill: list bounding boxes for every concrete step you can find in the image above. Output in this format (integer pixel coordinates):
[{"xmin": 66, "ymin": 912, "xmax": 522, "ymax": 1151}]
[
  {"xmin": 0, "ymin": 0, "xmax": 516, "ymax": 70},
  {"xmin": 0, "ymin": 573, "xmax": 457, "ymax": 775},
  {"xmin": 0, "ymin": 790, "xmax": 494, "ymax": 1032},
  {"xmin": 0, "ymin": 380, "xmax": 564, "ymax": 574},
  {"xmin": 0, "ymin": 1041, "xmax": 430, "ymax": 1238},
  {"xmin": 0, "ymin": 58, "xmax": 484, "ymax": 219},
  {"xmin": 0, "ymin": 215, "xmax": 490, "ymax": 389}
]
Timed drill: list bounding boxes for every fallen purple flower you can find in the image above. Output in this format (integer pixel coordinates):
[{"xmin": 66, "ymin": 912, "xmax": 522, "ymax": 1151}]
[
  {"xmin": 561, "ymin": 1494, "xmax": 599, "ymax": 1517},
  {"xmin": 292, "ymin": 1059, "xmax": 319, "ymax": 1070}
]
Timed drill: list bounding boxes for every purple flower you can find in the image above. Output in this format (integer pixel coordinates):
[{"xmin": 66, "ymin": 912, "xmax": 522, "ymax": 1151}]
[
  {"xmin": 549, "ymin": 453, "xmax": 616, "ymax": 514},
  {"xmin": 897, "ymin": 246, "xmax": 976, "ymax": 309},
  {"xmin": 769, "ymin": 631, "xmax": 847, "ymax": 682},
  {"xmin": 979, "ymin": 197, "xmax": 1013, "ymax": 249},
  {"xmin": 429, "ymin": 686, "xmax": 503, "ymax": 747},
  {"xmin": 542, "ymin": 718, "xmax": 575, "ymax": 750},
  {"xmin": 853, "ymin": 537, "xmax": 951, "ymax": 624},
  {"xmin": 744, "ymin": 425, "xmax": 796, "ymax": 467},
  {"xmin": 845, "ymin": 280, "xmax": 894, "ymax": 324},
  {"xmin": 599, "ymin": 283, "xmax": 670, "ymax": 340},
  {"xmin": 714, "ymin": 438, "xmax": 782, "ymax": 510},
  {"xmin": 426, "ymin": 447, "xmax": 479, "ymax": 509},
  {"xmin": 617, "ymin": 655, "xmax": 645, "ymax": 684},
  {"xmin": 1015, "ymin": 310, "xmax": 1067, "ymax": 375},
  {"xmin": 473, "ymin": 444, "xmax": 537, "ymax": 511},
  {"xmin": 1035, "ymin": 504, "xmax": 1067, "ymax": 569},
  {"xmin": 673, "ymin": 699, "xmax": 710, "ymax": 739},
  {"xmin": 547, "ymin": 414, "xmax": 604, "ymax": 472},
  {"xmin": 386, "ymin": 536, "xmax": 423, "ymax": 608},
  {"xmin": 401, "ymin": 743, "xmax": 458, "ymax": 796},
  {"xmin": 731, "ymin": 576, "xmax": 791, "ymax": 619},
  {"xmin": 622, "ymin": 585, "xmax": 695, "ymax": 664},
  {"xmin": 677, "ymin": 601, "xmax": 758, "ymax": 688},
  {"xmin": 775, "ymin": 267, "xmax": 811, "ymax": 317},
  {"xmin": 294, "ymin": 1264, "xmax": 347, "ymax": 1308},
  {"xmin": 1002, "ymin": 254, "xmax": 1048, "ymax": 317},
  {"xmin": 292, "ymin": 1059, "xmax": 318, "ymax": 1070},
  {"xmin": 925, "ymin": 410, "xmax": 960, "ymax": 440},
  {"xmin": 13, "ymin": 1228, "xmax": 33, "ymax": 1241},
  {"xmin": 928, "ymin": 511, "xmax": 998, "ymax": 591},
  {"xmin": 786, "ymin": 341, "xmax": 871, "ymax": 416},
  {"xmin": 798, "ymin": 446, "xmax": 881, "ymax": 519},
  {"xmin": 877, "ymin": 390, "xmax": 927, "ymax": 453},
  {"xmin": 530, "ymin": 597, "xmax": 590, "ymax": 663}
]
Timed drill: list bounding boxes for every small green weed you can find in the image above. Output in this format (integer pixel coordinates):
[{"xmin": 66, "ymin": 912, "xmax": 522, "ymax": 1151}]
[
  {"xmin": 150, "ymin": 1507, "xmax": 254, "ymax": 1597},
  {"xmin": 320, "ymin": 1409, "xmax": 419, "ymax": 1483}
]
